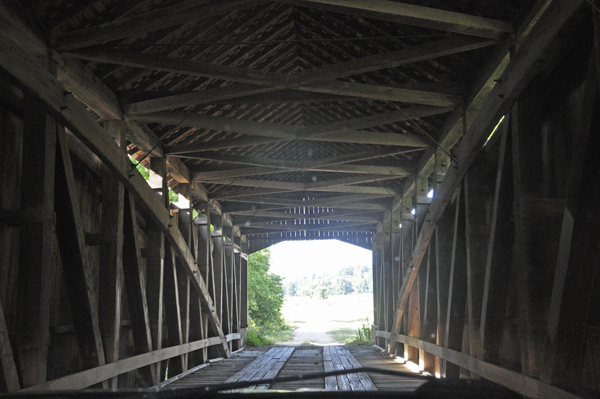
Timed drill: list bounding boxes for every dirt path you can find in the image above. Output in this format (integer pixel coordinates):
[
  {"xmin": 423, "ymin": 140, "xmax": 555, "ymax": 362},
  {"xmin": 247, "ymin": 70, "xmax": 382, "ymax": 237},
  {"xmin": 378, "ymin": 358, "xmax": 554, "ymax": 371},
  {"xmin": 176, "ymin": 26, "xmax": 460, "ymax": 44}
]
[{"xmin": 280, "ymin": 309, "xmax": 341, "ymax": 346}]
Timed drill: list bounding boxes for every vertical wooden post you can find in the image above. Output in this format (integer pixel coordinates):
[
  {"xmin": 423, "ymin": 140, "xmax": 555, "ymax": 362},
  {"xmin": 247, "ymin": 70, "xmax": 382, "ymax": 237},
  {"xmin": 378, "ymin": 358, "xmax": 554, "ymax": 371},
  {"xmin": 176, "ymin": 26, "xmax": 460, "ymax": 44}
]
[
  {"xmin": 54, "ymin": 125, "xmax": 107, "ymax": 380},
  {"xmin": 196, "ymin": 204, "xmax": 212, "ymax": 360},
  {"xmin": 16, "ymin": 105, "xmax": 55, "ymax": 387},
  {"xmin": 163, "ymin": 243, "xmax": 184, "ymax": 376},
  {"xmin": 122, "ymin": 191, "xmax": 155, "ymax": 385},
  {"xmin": 177, "ymin": 206, "xmax": 192, "ymax": 369},
  {"xmin": 443, "ymin": 187, "xmax": 467, "ymax": 379},
  {"xmin": 146, "ymin": 156, "xmax": 168, "ymax": 381},
  {"xmin": 240, "ymin": 236, "xmax": 249, "ymax": 331},
  {"xmin": 212, "ymin": 215, "xmax": 224, "ymax": 330},
  {"xmin": 419, "ymin": 246, "xmax": 437, "ymax": 374},
  {"xmin": 406, "ymin": 284, "xmax": 419, "ymax": 364},
  {"xmin": 98, "ymin": 120, "xmax": 126, "ymax": 390},
  {"xmin": 512, "ymin": 98, "xmax": 558, "ymax": 378},
  {"xmin": 540, "ymin": 62, "xmax": 598, "ymax": 390},
  {"xmin": 479, "ymin": 114, "xmax": 513, "ymax": 365},
  {"xmin": 0, "ymin": 299, "xmax": 19, "ymax": 391},
  {"xmin": 464, "ymin": 153, "xmax": 489, "ymax": 364},
  {"xmin": 223, "ymin": 227, "xmax": 233, "ymax": 339}
]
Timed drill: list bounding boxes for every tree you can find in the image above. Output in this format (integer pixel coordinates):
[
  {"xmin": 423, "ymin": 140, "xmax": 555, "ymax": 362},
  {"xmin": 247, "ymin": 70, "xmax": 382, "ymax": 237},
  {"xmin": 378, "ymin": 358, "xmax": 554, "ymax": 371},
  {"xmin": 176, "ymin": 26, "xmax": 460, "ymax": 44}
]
[
  {"xmin": 317, "ymin": 286, "xmax": 329, "ymax": 300},
  {"xmin": 247, "ymin": 249, "xmax": 285, "ymax": 327}
]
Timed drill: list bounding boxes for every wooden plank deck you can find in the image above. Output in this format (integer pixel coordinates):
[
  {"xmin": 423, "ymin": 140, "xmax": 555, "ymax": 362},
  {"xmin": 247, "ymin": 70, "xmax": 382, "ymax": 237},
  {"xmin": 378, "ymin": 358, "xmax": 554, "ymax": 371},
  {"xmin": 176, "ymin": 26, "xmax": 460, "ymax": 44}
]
[
  {"xmin": 348, "ymin": 346, "xmax": 428, "ymax": 392},
  {"xmin": 162, "ymin": 349, "xmax": 267, "ymax": 389},
  {"xmin": 162, "ymin": 345, "xmax": 426, "ymax": 392}
]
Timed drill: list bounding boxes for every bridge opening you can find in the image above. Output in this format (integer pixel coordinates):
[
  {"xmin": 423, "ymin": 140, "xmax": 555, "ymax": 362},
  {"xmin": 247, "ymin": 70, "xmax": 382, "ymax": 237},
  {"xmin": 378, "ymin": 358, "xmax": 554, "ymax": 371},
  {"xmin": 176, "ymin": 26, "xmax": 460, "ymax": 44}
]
[{"xmin": 246, "ymin": 240, "xmax": 373, "ymax": 346}]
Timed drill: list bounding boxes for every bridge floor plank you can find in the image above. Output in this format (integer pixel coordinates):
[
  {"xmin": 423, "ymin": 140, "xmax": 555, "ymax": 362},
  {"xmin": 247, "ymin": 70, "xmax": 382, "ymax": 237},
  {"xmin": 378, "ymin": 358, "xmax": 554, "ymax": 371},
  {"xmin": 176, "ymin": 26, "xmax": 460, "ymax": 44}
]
[
  {"xmin": 348, "ymin": 346, "xmax": 428, "ymax": 391},
  {"xmin": 162, "ymin": 345, "xmax": 425, "ymax": 392}
]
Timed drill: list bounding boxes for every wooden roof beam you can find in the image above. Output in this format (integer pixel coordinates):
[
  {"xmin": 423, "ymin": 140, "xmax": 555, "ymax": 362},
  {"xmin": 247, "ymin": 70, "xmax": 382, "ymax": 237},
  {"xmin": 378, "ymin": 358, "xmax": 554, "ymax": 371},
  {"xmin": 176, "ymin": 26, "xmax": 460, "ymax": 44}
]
[
  {"xmin": 134, "ymin": 105, "xmax": 448, "ymax": 148},
  {"xmin": 221, "ymin": 193, "xmax": 389, "ymax": 211},
  {"xmin": 53, "ymin": 0, "xmax": 271, "ymax": 51},
  {"xmin": 236, "ymin": 214, "xmax": 380, "ymax": 225},
  {"xmin": 67, "ymin": 36, "xmax": 495, "ymax": 90},
  {"xmin": 209, "ymin": 174, "xmax": 399, "ymax": 191},
  {"xmin": 186, "ymin": 147, "xmax": 417, "ymax": 170},
  {"xmin": 130, "ymin": 112, "xmax": 300, "ymax": 140},
  {"xmin": 224, "ymin": 200, "xmax": 387, "ymax": 212},
  {"xmin": 164, "ymin": 129, "xmax": 429, "ymax": 154},
  {"xmin": 211, "ymin": 182, "xmax": 395, "ymax": 198},
  {"xmin": 191, "ymin": 163, "xmax": 412, "ymax": 181},
  {"xmin": 281, "ymin": 0, "xmax": 513, "ymax": 39},
  {"xmin": 227, "ymin": 207, "xmax": 377, "ymax": 218},
  {"xmin": 241, "ymin": 223, "xmax": 377, "ymax": 234},
  {"xmin": 124, "ymin": 82, "xmax": 462, "ymax": 116}
]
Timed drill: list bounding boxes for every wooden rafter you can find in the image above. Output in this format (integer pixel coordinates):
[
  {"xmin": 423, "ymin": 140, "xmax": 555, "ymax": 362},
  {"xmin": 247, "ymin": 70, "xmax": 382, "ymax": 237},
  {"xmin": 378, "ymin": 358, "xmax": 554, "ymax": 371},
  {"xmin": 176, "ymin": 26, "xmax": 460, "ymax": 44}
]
[
  {"xmin": 66, "ymin": 35, "xmax": 495, "ymax": 89},
  {"xmin": 221, "ymin": 193, "xmax": 389, "ymax": 211},
  {"xmin": 53, "ymin": 0, "xmax": 271, "ymax": 51},
  {"xmin": 230, "ymin": 210, "xmax": 379, "ymax": 223},
  {"xmin": 124, "ymin": 81, "xmax": 463, "ymax": 116},
  {"xmin": 186, "ymin": 147, "xmax": 416, "ymax": 171},
  {"xmin": 191, "ymin": 163, "xmax": 412, "ymax": 180},
  {"xmin": 141, "ymin": 106, "xmax": 445, "ymax": 148},
  {"xmin": 281, "ymin": 0, "xmax": 513, "ymax": 39}
]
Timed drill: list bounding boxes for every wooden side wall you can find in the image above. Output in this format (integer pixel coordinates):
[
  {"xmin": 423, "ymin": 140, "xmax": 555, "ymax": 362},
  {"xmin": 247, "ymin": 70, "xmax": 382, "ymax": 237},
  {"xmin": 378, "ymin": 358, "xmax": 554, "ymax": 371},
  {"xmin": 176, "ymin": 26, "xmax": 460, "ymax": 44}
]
[
  {"xmin": 373, "ymin": 36, "xmax": 600, "ymax": 399},
  {"xmin": 0, "ymin": 79, "xmax": 246, "ymax": 392}
]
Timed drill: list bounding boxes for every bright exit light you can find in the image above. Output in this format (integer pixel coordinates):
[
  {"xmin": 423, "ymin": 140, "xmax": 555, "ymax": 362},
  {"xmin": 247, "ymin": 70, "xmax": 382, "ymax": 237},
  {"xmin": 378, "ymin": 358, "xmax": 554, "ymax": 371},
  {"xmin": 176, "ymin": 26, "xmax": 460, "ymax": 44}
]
[
  {"xmin": 427, "ymin": 189, "xmax": 434, "ymax": 198},
  {"xmin": 411, "ymin": 208, "xmax": 416, "ymax": 215}
]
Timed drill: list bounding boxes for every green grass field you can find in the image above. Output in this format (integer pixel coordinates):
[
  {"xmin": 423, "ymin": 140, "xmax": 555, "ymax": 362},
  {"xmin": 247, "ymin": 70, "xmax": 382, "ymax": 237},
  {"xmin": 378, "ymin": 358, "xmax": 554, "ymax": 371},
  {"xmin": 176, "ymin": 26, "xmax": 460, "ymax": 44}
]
[{"xmin": 282, "ymin": 293, "xmax": 373, "ymax": 344}]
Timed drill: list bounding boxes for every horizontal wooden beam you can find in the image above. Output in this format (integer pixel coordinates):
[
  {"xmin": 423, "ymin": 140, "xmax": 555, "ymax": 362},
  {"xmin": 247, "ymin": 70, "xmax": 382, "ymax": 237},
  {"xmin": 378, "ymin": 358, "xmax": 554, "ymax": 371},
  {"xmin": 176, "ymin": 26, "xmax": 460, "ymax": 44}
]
[
  {"xmin": 206, "ymin": 174, "xmax": 399, "ymax": 192},
  {"xmin": 130, "ymin": 112, "xmax": 300, "ymax": 140},
  {"xmin": 283, "ymin": 0, "xmax": 513, "ymax": 39},
  {"xmin": 165, "ymin": 130, "xmax": 430, "ymax": 155},
  {"xmin": 67, "ymin": 36, "xmax": 494, "ymax": 90},
  {"xmin": 134, "ymin": 106, "xmax": 448, "ymax": 145},
  {"xmin": 230, "ymin": 210, "xmax": 379, "ymax": 223},
  {"xmin": 386, "ymin": 333, "xmax": 583, "ymax": 399},
  {"xmin": 21, "ymin": 337, "xmax": 223, "ymax": 391},
  {"xmin": 53, "ymin": 0, "xmax": 269, "ymax": 51},
  {"xmin": 240, "ymin": 219, "xmax": 375, "ymax": 230},
  {"xmin": 299, "ymin": 80, "xmax": 463, "ymax": 107},
  {"xmin": 123, "ymin": 84, "xmax": 277, "ymax": 116},
  {"xmin": 221, "ymin": 193, "xmax": 389, "ymax": 211},
  {"xmin": 286, "ymin": 36, "xmax": 496, "ymax": 87},
  {"xmin": 191, "ymin": 163, "xmax": 413, "ymax": 180},
  {"xmin": 166, "ymin": 136, "xmax": 282, "ymax": 154},
  {"xmin": 186, "ymin": 147, "xmax": 415, "ymax": 170},
  {"xmin": 242, "ymin": 224, "xmax": 377, "ymax": 234},
  {"xmin": 125, "ymin": 81, "xmax": 463, "ymax": 116},
  {"xmin": 211, "ymin": 182, "xmax": 396, "ymax": 197}
]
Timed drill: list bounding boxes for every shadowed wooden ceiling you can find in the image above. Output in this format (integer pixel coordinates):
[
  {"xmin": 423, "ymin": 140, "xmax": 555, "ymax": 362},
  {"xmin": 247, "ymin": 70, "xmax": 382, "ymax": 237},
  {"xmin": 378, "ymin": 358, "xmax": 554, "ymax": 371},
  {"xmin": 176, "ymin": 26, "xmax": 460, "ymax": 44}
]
[{"xmin": 19, "ymin": 0, "xmax": 527, "ymax": 251}]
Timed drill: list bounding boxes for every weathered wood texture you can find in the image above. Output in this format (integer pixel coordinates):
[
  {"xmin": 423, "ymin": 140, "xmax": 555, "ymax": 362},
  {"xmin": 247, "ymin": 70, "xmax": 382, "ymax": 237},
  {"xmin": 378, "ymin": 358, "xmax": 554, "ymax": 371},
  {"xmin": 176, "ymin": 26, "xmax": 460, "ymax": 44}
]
[{"xmin": 374, "ymin": 3, "xmax": 600, "ymax": 397}]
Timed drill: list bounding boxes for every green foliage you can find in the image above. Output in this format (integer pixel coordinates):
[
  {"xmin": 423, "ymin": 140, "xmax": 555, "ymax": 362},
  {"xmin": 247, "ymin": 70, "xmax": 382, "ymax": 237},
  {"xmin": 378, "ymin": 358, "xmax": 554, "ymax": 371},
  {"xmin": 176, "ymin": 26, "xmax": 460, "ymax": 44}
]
[
  {"xmin": 349, "ymin": 321, "xmax": 372, "ymax": 345},
  {"xmin": 248, "ymin": 249, "xmax": 285, "ymax": 327},
  {"xmin": 129, "ymin": 157, "xmax": 149, "ymax": 180},
  {"xmin": 328, "ymin": 319, "xmax": 372, "ymax": 345},
  {"xmin": 129, "ymin": 157, "xmax": 179, "ymax": 203},
  {"xmin": 284, "ymin": 264, "xmax": 372, "ymax": 297},
  {"xmin": 192, "ymin": 209, "xmax": 199, "ymax": 219},
  {"xmin": 317, "ymin": 286, "xmax": 329, "ymax": 300},
  {"xmin": 245, "ymin": 329, "xmax": 272, "ymax": 346},
  {"xmin": 245, "ymin": 323, "xmax": 295, "ymax": 346}
]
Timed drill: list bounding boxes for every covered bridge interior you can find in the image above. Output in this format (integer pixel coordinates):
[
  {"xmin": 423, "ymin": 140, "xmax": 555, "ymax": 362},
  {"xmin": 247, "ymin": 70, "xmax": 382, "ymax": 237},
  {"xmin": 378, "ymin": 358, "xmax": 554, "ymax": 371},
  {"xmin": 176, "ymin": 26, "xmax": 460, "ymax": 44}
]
[{"xmin": 0, "ymin": 0, "xmax": 599, "ymax": 397}]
